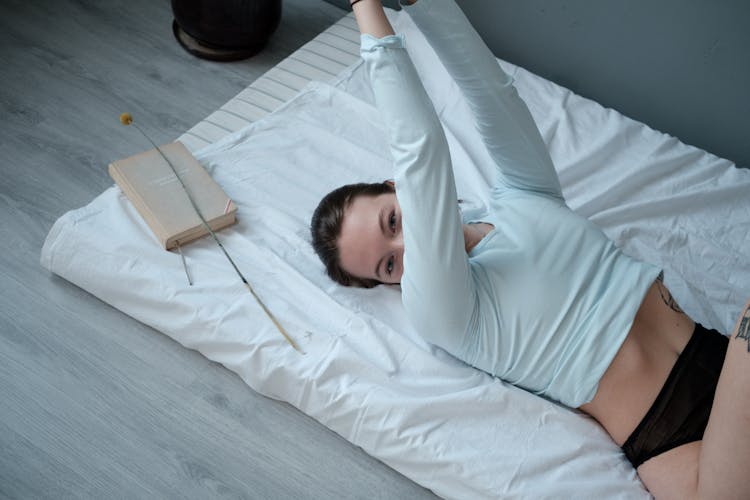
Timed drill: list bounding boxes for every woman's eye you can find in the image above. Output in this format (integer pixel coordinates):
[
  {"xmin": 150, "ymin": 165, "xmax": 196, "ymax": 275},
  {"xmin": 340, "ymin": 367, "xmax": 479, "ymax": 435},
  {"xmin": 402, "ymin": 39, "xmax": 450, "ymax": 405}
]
[
  {"xmin": 386, "ymin": 256, "xmax": 394, "ymax": 274},
  {"xmin": 389, "ymin": 212, "xmax": 396, "ymax": 232}
]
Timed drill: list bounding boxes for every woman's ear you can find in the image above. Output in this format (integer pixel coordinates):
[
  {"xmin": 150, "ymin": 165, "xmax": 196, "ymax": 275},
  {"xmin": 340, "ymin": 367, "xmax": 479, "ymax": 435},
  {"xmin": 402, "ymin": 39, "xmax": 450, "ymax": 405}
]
[{"xmin": 383, "ymin": 179, "xmax": 395, "ymax": 188}]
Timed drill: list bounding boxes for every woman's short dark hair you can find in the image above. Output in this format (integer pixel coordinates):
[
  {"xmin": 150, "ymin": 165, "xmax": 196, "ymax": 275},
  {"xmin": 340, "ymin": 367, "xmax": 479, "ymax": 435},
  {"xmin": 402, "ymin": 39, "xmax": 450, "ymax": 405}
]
[{"xmin": 310, "ymin": 181, "xmax": 395, "ymax": 288}]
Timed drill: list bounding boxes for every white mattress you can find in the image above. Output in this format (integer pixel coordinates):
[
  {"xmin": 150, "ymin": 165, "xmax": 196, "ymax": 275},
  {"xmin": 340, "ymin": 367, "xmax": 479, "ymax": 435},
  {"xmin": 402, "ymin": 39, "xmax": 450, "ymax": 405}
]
[{"xmin": 41, "ymin": 9, "xmax": 750, "ymax": 500}]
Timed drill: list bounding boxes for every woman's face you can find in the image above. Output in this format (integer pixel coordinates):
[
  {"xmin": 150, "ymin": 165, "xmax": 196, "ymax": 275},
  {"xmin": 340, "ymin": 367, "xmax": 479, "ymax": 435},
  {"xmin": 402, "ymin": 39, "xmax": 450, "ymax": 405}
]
[{"xmin": 338, "ymin": 192, "xmax": 404, "ymax": 285}]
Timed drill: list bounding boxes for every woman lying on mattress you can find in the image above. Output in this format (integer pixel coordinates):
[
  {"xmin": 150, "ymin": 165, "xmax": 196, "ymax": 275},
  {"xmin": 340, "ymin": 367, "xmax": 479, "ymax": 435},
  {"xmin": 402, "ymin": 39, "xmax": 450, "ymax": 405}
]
[{"xmin": 310, "ymin": 0, "xmax": 750, "ymax": 497}]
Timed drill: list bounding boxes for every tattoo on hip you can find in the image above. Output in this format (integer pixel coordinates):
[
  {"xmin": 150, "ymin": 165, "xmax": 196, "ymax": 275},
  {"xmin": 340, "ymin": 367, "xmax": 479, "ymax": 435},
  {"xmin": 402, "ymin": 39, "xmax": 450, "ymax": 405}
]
[{"xmin": 656, "ymin": 271, "xmax": 684, "ymax": 314}]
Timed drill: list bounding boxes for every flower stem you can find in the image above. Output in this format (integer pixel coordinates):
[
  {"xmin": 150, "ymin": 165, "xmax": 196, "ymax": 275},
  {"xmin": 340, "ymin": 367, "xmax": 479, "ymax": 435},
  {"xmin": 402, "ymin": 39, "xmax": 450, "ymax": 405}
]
[{"xmin": 125, "ymin": 119, "xmax": 301, "ymax": 352}]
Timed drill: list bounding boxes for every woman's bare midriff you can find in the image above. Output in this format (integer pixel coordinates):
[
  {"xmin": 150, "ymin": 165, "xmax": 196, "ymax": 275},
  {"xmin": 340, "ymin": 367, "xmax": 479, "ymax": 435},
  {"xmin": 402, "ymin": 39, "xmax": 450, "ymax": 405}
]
[{"xmin": 579, "ymin": 279, "xmax": 696, "ymax": 446}]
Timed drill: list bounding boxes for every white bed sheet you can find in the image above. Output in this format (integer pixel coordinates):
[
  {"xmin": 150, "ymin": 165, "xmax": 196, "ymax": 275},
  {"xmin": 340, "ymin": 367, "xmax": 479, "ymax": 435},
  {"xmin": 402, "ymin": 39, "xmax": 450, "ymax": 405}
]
[{"xmin": 41, "ymin": 10, "xmax": 750, "ymax": 500}]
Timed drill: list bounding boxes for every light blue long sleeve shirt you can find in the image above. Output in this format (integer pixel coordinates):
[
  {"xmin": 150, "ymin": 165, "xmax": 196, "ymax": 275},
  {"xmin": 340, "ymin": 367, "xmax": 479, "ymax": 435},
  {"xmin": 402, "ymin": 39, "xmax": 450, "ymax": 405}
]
[{"xmin": 359, "ymin": 0, "xmax": 660, "ymax": 407}]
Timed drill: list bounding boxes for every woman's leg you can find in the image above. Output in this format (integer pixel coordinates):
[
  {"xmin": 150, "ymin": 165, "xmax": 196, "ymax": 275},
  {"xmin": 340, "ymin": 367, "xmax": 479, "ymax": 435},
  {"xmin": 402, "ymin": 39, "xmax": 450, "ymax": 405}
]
[
  {"xmin": 636, "ymin": 441, "xmax": 700, "ymax": 499},
  {"xmin": 696, "ymin": 299, "xmax": 750, "ymax": 497},
  {"xmin": 636, "ymin": 300, "xmax": 750, "ymax": 499}
]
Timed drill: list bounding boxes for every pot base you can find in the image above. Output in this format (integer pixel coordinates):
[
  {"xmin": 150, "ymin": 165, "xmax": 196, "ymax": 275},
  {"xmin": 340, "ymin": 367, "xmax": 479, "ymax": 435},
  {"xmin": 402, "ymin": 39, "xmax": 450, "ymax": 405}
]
[{"xmin": 172, "ymin": 20, "xmax": 266, "ymax": 61}]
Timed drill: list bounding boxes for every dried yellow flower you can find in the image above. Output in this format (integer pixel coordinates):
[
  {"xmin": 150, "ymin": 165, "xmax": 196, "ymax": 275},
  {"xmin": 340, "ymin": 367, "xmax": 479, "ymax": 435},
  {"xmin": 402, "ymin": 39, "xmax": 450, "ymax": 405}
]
[{"xmin": 119, "ymin": 112, "xmax": 133, "ymax": 125}]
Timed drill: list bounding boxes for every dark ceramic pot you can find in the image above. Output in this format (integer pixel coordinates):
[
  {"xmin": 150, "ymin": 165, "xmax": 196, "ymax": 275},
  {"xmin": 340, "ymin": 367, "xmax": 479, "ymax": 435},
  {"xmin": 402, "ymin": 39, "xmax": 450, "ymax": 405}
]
[{"xmin": 171, "ymin": 0, "xmax": 282, "ymax": 61}]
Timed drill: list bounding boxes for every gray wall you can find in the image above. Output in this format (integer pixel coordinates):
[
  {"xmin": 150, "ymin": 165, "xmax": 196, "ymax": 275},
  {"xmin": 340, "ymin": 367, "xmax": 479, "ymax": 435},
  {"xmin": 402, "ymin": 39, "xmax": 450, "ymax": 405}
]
[{"xmin": 326, "ymin": 0, "xmax": 750, "ymax": 168}]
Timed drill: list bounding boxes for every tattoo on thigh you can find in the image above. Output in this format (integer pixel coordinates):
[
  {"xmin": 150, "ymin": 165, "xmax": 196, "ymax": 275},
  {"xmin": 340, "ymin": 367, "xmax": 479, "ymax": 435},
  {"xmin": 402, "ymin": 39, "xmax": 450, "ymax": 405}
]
[
  {"xmin": 736, "ymin": 306, "xmax": 750, "ymax": 352},
  {"xmin": 656, "ymin": 272, "xmax": 684, "ymax": 314}
]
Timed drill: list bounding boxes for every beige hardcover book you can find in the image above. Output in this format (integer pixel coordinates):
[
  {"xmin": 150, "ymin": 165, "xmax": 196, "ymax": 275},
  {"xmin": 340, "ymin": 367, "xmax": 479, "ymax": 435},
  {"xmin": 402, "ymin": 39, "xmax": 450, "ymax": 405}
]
[{"xmin": 108, "ymin": 141, "xmax": 237, "ymax": 250}]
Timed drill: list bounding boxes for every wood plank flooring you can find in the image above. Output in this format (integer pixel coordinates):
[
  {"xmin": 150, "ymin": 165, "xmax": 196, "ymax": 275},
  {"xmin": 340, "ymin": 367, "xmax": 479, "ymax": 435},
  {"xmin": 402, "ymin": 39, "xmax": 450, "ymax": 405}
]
[{"xmin": 0, "ymin": 1, "xmax": 437, "ymax": 498}]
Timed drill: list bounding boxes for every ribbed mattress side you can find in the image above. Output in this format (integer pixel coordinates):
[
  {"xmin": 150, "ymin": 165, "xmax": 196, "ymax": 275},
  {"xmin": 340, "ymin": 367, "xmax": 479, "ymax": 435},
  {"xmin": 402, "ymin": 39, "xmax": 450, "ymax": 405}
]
[{"xmin": 177, "ymin": 13, "xmax": 360, "ymax": 152}]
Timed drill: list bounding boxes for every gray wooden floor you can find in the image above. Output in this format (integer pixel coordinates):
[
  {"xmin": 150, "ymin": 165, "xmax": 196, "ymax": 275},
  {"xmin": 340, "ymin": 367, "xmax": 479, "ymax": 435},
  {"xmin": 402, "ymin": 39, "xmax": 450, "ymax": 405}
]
[{"xmin": 0, "ymin": 0, "xmax": 438, "ymax": 498}]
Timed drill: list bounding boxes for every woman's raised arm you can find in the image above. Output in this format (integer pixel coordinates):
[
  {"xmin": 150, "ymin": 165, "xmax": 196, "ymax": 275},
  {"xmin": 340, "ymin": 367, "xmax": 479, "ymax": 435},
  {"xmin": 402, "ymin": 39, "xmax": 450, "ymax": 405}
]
[
  {"xmin": 401, "ymin": 0, "xmax": 563, "ymax": 200},
  {"xmin": 351, "ymin": 0, "xmax": 477, "ymax": 354}
]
